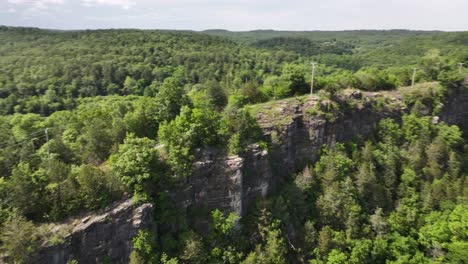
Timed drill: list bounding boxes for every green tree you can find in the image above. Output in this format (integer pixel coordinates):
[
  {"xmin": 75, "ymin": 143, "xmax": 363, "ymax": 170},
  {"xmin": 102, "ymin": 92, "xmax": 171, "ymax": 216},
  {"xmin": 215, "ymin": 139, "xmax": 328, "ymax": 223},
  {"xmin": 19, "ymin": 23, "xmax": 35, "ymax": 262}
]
[
  {"xmin": 181, "ymin": 231, "xmax": 207, "ymax": 264},
  {"xmin": 109, "ymin": 134, "xmax": 162, "ymax": 202},
  {"xmin": 281, "ymin": 63, "xmax": 308, "ymax": 95},
  {"xmin": 75, "ymin": 165, "xmax": 122, "ymax": 210},
  {"xmin": 131, "ymin": 230, "xmax": 158, "ymax": 264},
  {"xmin": 7, "ymin": 162, "xmax": 46, "ymax": 219},
  {"xmin": 0, "ymin": 212, "xmax": 38, "ymax": 263},
  {"xmin": 154, "ymin": 77, "xmax": 189, "ymax": 123},
  {"xmin": 327, "ymin": 249, "xmax": 348, "ymax": 264},
  {"xmin": 158, "ymin": 106, "xmax": 221, "ymax": 178}
]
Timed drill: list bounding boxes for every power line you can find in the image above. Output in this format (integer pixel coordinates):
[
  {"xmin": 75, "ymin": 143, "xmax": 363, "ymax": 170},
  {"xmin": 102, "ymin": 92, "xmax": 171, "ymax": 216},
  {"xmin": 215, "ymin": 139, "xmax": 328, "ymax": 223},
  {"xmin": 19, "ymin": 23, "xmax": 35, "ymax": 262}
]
[
  {"xmin": 0, "ymin": 134, "xmax": 48, "ymax": 149},
  {"xmin": 0, "ymin": 129, "xmax": 45, "ymax": 148},
  {"xmin": 0, "ymin": 127, "xmax": 60, "ymax": 149}
]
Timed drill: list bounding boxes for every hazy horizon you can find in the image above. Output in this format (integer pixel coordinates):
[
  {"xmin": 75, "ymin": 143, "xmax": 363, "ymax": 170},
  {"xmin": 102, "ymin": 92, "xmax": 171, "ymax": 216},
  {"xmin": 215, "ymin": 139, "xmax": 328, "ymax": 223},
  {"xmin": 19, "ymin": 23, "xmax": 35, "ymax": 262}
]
[
  {"xmin": 1, "ymin": 0, "xmax": 467, "ymax": 31},
  {"xmin": 2, "ymin": 25, "xmax": 467, "ymax": 32},
  {"xmin": 2, "ymin": 25, "xmax": 468, "ymax": 32}
]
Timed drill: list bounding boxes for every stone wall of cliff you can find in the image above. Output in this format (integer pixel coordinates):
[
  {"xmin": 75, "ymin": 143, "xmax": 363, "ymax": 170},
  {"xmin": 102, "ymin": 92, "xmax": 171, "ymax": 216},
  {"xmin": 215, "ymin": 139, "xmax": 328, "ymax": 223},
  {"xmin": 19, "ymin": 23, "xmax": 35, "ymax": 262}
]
[
  {"xmin": 34, "ymin": 83, "xmax": 467, "ymax": 263},
  {"xmin": 174, "ymin": 84, "xmax": 468, "ymax": 218},
  {"xmin": 33, "ymin": 199, "xmax": 153, "ymax": 264}
]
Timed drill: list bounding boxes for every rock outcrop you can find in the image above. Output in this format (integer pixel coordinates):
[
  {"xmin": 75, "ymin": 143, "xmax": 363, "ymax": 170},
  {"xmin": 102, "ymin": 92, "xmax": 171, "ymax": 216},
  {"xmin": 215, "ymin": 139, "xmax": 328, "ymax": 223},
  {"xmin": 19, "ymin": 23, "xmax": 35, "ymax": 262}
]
[
  {"xmin": 34, "ymin": 199, "xmax": 153, "ymax": 264},
  {"xmin": 34, "ymin": 83, "xmax": 468, "ymax": 262},
  {"xmin": 173, "ymin": 84, "xmax": 468, "ymax": 218}
]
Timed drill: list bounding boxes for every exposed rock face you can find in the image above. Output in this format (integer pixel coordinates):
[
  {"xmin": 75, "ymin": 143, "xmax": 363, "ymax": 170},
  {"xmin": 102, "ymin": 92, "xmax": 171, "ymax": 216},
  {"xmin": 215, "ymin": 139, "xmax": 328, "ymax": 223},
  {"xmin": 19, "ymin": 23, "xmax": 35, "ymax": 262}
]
[
  {"xmin": 174, "ymin": 85, "xmax": 468, "ymax": 218},
  {"xmin": 36, "ymin": 84, "xmax": 468, "ymax": 262},
  {"xmin": 34, "ymin": 199, "xmax": 153, "ymax": 264},
  {"xmin": 439, "ymin": 85, "xmax": 468, "ymax": 129}
]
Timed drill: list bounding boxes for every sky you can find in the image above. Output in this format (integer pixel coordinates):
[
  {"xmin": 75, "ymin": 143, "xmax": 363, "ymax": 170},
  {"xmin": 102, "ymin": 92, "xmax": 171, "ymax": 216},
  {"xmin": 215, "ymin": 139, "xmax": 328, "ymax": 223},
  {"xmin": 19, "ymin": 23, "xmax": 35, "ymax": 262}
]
[{"xmin": 0, "ymin": 0, "xmax": 467, "ymax": 31}]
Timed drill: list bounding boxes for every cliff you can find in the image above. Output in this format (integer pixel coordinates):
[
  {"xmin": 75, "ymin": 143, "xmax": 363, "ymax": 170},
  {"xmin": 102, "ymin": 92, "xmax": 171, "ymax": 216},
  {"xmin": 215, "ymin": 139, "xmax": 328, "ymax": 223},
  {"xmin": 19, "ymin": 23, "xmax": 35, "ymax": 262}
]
[
  {"xmin": 33, "ymin": 199, "xmax": 153, "ymax": 264},
  {"xmin": 34, "ymin": 83, "xmax": 468, "ymax": 263},
  {"xmin": 173, "ymin": 84, "xmax": 468, "ymax": 219}
]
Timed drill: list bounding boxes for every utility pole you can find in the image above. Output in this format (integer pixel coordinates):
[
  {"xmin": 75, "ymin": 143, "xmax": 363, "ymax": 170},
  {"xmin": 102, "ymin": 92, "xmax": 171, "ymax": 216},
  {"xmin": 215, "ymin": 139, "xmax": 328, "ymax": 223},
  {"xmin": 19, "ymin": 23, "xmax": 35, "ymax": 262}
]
[
  {"xmin": 411, "ymin": 68, "xmax": 418, "ymax": 88},
  {"xmin": 45, "ymin": 128, "xmax": 50, "ymax": 161},
  {"xmin": 458, "ymin": 63, "xmax": 465, "ymax": 74},
  {"xmin": 310, "ymin": 62, "xmax": 317, "ymax": 94}
]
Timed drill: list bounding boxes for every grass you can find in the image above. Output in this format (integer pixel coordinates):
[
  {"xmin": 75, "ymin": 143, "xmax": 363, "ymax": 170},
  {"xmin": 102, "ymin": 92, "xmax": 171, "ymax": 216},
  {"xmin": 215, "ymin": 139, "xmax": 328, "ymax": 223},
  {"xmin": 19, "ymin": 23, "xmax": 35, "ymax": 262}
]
[{"xmin": 246, "ymin": 95, "xmax": 311, "ymax": 127}]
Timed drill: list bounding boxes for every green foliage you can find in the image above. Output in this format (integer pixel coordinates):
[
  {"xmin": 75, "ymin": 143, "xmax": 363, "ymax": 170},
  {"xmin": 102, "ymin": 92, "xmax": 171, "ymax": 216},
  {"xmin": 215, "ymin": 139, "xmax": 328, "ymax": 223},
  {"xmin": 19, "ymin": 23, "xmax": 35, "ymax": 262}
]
[
  {"xmin": 7, "ymin": 162, "xmax": 45, "ymax": 219},
  {"xmin": 237, "ymin": 113, "xmax": 467, "ymax": 263},
  {"xmin": 326, "ymin": 249, "xmax": 348, "ymax": 264},
  {"xmin": 220, "ymin": 108, "xmax": 263, "ymax": 154},
  {"xmin": 0, "ymin": 212, "xmax": 39, "ymax": 263},
  {"xmin": 109, "ymin": 134, "xmax": 161, "ymax": 202},
  {"xmin": 180, "ymin": 231, "xmax": 207, "ymax": 264},
  {"xmin": 154, "ymin": 77, "xmax": 190, "ymax": 123},
  {"xmin": 250, "ymin": 37, "xmax": 353, "ymax": 57},
  {"xmin": 132, "ymin": 230, "xmax": 158, "ymax": 264},
  {"xmin": 438, "ymin": 70, "xmax": 464, "ymax": 89},
  {"xmin": 281, "ymin": 63, "xmax": 309, "ymax": 95},
  {"xmin": 211, "ymin": 209, "xmax": 239, "ymax": 237},
  {"xmin": 243, "ymin": 218, "xmax": 287, "ymax": 264},
  {"xmin": 158, "ymin": 106, "xmax": 221, "ymax": 178},
  {"xmin": 354, "ymin": 68, "xmax": 398, "ymax": 91},
  {"xmin": 75, "ymin": 165, "xmax": 122, "ymax": 210},
  {"xmin": 260, "ymin": 76, "xmax": 291, "ymax": 100},
  {"xmin": 0, "ymin": 27, "xmax": 467, "ymax": 264}
]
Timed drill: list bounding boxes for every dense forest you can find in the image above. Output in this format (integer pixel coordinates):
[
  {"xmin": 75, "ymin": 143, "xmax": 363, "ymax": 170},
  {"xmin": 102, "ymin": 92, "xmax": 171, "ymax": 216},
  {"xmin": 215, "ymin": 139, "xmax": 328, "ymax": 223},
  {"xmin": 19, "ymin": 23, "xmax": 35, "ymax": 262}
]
[{"xmin": 0, "ymin": 26, "xmax": 467, "ymax": 263}]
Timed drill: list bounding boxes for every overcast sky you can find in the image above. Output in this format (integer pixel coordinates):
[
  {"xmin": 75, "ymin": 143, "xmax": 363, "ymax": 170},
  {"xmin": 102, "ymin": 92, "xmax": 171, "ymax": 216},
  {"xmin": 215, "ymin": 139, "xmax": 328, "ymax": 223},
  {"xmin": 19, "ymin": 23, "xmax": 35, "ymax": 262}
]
[{"xmin": 0, "ymin": 0, "xmax": 467, "ymax": 31}]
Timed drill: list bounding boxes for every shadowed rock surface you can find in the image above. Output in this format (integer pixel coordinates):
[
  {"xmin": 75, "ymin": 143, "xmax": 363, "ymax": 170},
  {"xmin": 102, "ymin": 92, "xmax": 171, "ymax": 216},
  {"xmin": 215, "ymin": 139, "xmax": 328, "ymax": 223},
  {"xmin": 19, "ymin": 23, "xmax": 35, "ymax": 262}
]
[
  {"xmin": 171, "ymin": 84, "xmax": 468, "ymax": 219},
  {"xmin": 36, "ymin": 83, "xmax": 468, "ymax": 263},
  {"xmin": 34, "ymin": 199, "xmax": 153, "ymax": 264}
]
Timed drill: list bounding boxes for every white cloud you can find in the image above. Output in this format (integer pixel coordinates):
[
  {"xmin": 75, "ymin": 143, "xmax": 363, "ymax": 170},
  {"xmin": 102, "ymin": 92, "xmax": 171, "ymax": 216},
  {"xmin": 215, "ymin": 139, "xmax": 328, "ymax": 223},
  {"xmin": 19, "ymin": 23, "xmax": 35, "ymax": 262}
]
[
  {"xmin": 82, "ymin": 0, "xmax": 136, "ymax": 9},
  {"xmin": 7, "ymin": 0, "xmax": 64, "ymax": 9},
  {"xmin": 8, "ymin": 0, "xmax": 64, "ymax": 5},
  {"xmin": 1, "ymin": 0, "xmax": 467, "ymax": 31}
]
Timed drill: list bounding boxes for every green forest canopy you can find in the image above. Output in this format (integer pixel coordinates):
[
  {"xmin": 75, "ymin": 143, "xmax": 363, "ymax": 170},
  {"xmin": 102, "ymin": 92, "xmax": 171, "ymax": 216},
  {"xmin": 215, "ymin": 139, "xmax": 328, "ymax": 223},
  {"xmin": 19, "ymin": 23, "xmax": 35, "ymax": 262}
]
[{"xmin": 0, "ymin": 26, "xmax": 467, "ymax": 263}]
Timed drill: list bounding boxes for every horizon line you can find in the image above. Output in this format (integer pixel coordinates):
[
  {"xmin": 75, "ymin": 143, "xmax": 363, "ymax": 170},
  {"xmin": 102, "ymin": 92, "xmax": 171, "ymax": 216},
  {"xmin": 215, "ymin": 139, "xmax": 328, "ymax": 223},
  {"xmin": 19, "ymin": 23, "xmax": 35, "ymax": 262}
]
[{"xmin": 1, "ymin": 25, "xmax": 467, "ymax": 33}]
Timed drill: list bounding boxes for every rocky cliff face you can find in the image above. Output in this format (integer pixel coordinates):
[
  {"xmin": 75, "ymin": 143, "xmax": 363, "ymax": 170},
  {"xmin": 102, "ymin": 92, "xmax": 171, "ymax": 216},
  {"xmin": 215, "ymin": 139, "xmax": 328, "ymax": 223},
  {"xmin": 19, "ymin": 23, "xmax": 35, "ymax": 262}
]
[
  {"xmin": 34, "ymin": 199, "xmax": 153, "ymax": 264},
  {"xmin": 439, "ymin": 85, "xmax": 468, "ymax": 129},
  {"xmin": 35, "ymin": 84, "xmax": 467, "ymax": 263},
  {"xmin": 175, "ymin": 85, "xmax": 468, "ymax": 218}
]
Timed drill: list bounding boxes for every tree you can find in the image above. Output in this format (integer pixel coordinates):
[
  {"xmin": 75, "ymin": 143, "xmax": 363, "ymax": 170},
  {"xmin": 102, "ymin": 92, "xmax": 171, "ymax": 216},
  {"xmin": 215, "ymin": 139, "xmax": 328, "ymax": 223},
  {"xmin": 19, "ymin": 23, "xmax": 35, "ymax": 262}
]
[
  {"xmin": 123, "ymin": 76, "xmax": 140, "ymax": 95},
  {"xmin": 420, "ymin": 49, "xmax": 447, "ymax": 80},
  {"xmin": 158, "ymin": 106, "xmax": 221, "ymax": 178},
  {"xmin": 281, "ymin": 63, "xmax": 308, "ymax": 95},
  {"xmin": 80, "ymin": 118, "xmax": 115, "ymax": 163},
  {"xmin": 124, "ymin": 98, "xmax": 161, "ymax": 138},
  {"xmin": 0, "ymin": 212, "xmax": 38, "ymax": 263},
  {"xmin": 318, "ymin": 226, "xmax": 334, "ymax": 256},
  {"xmin": 109, "ymin": 134, "xmax": 162, "ymax": 202},
  {"xmin": 211, "ymin": 209, "xmax": 239, "ymax": 241},
  {"xmin": 220, "ymin": 108, "xmax": 263, "ymax": 154},
  {"xmin": 261, "ymin": 76, "xmax": 290, "ymax": 100},
  {"xmin": 206, "ymin": 80, "xmax": 227, "ymax": 109},
  {"xmin": 180, "ymin": 231, "xmax": 207, "ymax": 264},
  {"xmin": 154, "ymin": 77, "xmax": 189, "ymax": 123},
  {"xmin": 349, "ymin": 239, "xmax": 372, "ymax": 264},
  {"xmin": 243, "ymin": 219, "xmax": 287, "ymax": 264},
  {"xmin": 438, "ymin": 70, "xmax": 464, "ymax": 89},
  {"xmin": 354, "ymin": 68, "xmax": 397, "ymax": 91},
  {"xmin": 304, "ymin": 220, "xmax": 318, "ymax": 253},
  {"xmin": 7, "ymin": 162, "xmax": 45, "ymax": 219},
  {"xmin": 327, "ymin": 249, "xmax": 348, "ymax": 264},
  {"xmin": 369, "ymin": 208, "xmax": 388, "ymax": 236},
  {"xmin": 131, "ymin": 230, "xmax": 158, "ymax": 264},
  {"xmin": 45, "ymin": 159, "xmax": 73, "ymax": 221},
  {"xmin": 76, "ymin": 165, "xmax": 122, "ymax": 210}
]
